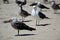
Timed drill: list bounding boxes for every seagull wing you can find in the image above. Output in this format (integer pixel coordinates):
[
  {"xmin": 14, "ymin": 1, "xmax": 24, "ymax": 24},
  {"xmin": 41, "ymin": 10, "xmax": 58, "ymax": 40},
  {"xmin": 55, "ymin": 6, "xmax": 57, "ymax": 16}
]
[
  {"xmin": 13, "ymin": 22, "xmax": 29, "ymax": 29},
  {"xmin": 38, "ymin": 12, "xmax": 46, "ymax": 19},
  {"xmin": 30, "ymin": 3, "xmax": 37, "ymax": 6},
  {"xmin": 38, "ymin": 4, "xmax": 49, "ymax": 9}
]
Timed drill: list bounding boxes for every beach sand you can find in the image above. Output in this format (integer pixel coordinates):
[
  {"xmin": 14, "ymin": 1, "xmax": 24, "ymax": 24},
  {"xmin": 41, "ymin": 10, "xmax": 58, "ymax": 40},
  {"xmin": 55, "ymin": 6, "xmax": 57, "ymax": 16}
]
[{"xmin": 0, "ymin": 0, "xmax": 60, "ymax": 40}]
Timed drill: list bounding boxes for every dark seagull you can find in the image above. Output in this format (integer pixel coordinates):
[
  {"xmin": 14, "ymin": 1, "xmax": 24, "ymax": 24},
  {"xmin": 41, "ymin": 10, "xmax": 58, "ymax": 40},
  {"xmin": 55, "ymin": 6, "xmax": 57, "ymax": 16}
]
[
  {"xmin": 30, "ymin": 1, "xmax": 49, "ymax": 11},
  {"xmin": 3, "ymin": 17, "xmax": 36, "ymax": 35},
  {"xmin": 19, "ymin": 4, "xmax": 31, "ymax": 22},
  {"xmin": 50, "ymin": 1, "xmax": 60, "ymax": 13},
  {"xmin": 31, "ymin": 6, "xmax": 49, "ymax": 26},
  {"xmin": 3, "ymin": 0, "xmax": 9, "ymax": 4},
  {"xmin": 16, "ymin": 0, "xmax": 27, "ymax": 6}
]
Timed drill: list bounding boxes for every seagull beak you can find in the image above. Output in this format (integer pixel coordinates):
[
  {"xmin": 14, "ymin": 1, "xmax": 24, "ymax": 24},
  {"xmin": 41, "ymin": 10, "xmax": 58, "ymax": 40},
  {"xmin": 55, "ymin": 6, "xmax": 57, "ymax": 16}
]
[{"xmin": 3, "ymin": 19, "xmax": 12, "ymax": 23}]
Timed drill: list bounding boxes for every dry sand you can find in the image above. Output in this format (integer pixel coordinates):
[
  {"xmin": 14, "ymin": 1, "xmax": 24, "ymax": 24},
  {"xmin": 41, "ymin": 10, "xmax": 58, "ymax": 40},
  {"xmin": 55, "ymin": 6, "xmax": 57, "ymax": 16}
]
[{"xmin": 0, "ymin": 0, "xmax": 60, "ymax": 40}]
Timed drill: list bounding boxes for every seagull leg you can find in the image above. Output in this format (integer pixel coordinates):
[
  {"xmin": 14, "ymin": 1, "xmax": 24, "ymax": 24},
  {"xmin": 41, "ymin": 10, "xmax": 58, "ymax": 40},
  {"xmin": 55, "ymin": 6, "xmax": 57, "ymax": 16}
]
[
  {"xmin": 36, "ymin": 19, "xmax": 38, "ymax": 26},
  {"xmin": 38, "ymin": 20, "xmax": 40, "ymax": 26},
  {"xmin": 36, "ymin": 19, "xmax": 40, "ymax": 26},
  {"xmin": 40, "ymin": 9, "xmax": 42, "ymax": 12},
  {"xmin": 18, "ymin": 30, "xmax": 19, "ymax": 35}
]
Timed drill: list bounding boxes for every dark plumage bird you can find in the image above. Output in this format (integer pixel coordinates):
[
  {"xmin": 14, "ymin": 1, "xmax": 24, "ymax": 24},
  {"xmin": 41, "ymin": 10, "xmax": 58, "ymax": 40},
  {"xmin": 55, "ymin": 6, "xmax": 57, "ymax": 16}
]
[
  {"xmin": 51, "ymin": 1, "xmax": 60, "ymax": 10},
  {"xmin": 50, "ymin": 1, "xmax": 60, "ymax": 13},
  {"xmin": 3, "ymin": 17, "xmax": 36, "ymax": 35},
  {"xmin": 30, "ymin": 2, "xmax": 49, "ymax": 10},
  {"xmin": 19, "ymin": 4, "xmax": 31, "ymax": 22},
  {"xmin": 31, "ymin": 6, "xmax": 49, "ymax": 26},
  {"xmin": 3, "ymin": 0, "xmax": 9, "ymax": 4},
  {"xmin": 16, "ymin": 0, "xmax": 27, "ymax": 6}
]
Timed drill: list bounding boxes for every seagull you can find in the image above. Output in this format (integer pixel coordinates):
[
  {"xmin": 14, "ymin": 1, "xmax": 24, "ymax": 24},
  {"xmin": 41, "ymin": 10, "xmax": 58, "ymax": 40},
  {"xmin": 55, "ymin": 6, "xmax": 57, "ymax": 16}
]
[
  {"xmin": 3, "ymin": 0, "xmax": 9, "ymax": 4},
  {"xmin": 31, "ymin": 6, "xmax": 49, "ymax": 26},
  {"xmin": 16, "ymin": 0, "xmax": 27, "ymax": 6},
  {"xmin": 30, "ymin": 1, "xmax": 49, "ymax": 11},
  {"xmin": 3, "ymin": 17, "xmax": 36, "ymax": 35},
  {"xmin": 50, "ymin": 1, "xmax": 60, "ymax": 13},
  {"xmin": 19, "ymin": 4, "xmax": 31, "ymax": 22}
]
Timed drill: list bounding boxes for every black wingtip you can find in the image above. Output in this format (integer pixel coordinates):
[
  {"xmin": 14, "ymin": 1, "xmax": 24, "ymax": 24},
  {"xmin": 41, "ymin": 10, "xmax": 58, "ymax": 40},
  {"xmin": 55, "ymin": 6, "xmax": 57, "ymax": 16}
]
[
  {"xmin": 45, "ymin": 17, "xmax": 50, "ymax": 19},
  {"xmin": 46, "ymin": 7, "xmax": 49, "ymax": 9},
  {"xmin": 29, "ymin": 4, "xmax": 34, "ymax": 6},
  {"xmin": 29, "ymin": 3, "xmax": 37, "ymax": 6},
  {"xmin": 28, "ymin": 27, "xmax": 36, "ymax": 31},
  {"xmin": 27, "ymin": 13, "xmax": 31, "ymax": 16}
]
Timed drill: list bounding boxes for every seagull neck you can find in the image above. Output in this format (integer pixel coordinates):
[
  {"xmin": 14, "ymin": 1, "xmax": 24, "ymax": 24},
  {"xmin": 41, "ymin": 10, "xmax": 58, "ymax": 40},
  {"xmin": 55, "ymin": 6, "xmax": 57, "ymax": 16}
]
[
  {"xmin": 20, "ymin": 6, "xmax": 23, "ymax": 11},
  {"xmin": 12, "ymin": 20, "xmax": 18, "ymax": 23},
  {"xmin": 33, "ymin": 7, "xmax": 37, "ymax": 14},
  {"xmin": 52, "ymin": 1, "xmax": 55, "ymax": 4}
]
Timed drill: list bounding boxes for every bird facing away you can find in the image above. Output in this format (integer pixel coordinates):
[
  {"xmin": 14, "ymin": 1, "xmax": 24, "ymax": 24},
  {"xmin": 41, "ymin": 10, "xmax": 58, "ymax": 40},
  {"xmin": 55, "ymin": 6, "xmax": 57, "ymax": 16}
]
[
  {"xmin": 16, "ymin": 0, "xmax": 27, "ymax": 6},
  {"xmin": 50, "ymin": 1, "xmax": 60, "ymax": 13},
  {"xmin": 19, "ymin": 4, "xmax": 31, "ymax": 22},
  {"xmin": 31, "ymin": 6, "xmax": 49, "ymax": 26},
  {"xmin": 30, "ymin": 1, "xmax": 49, "ymax": 11},
  {"xmin": 3, "ymin": 17, "xmax": 36, "ymax": 35}
]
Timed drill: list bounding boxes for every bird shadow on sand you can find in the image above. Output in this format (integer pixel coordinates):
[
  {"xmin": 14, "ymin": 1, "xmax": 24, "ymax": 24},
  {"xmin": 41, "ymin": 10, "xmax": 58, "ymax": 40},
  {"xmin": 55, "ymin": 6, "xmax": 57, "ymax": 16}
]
[
  {"xmin": 15, "ymin": 34, "xmax": 36, "ymax": 36},
  {"xmin": 22, "ymin": 20, "xmax": 32, "ymax": 22},
  {"xmin": 37, "ymin": 24, "xmax": 50, "ymax": 26}
]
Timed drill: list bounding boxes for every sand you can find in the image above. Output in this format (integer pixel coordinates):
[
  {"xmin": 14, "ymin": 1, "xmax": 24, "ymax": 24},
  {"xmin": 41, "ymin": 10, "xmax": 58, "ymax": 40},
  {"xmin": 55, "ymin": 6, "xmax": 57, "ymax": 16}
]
[{"xmin": 0, "ymin": 0, "xmax": 60, "ymax": 40}]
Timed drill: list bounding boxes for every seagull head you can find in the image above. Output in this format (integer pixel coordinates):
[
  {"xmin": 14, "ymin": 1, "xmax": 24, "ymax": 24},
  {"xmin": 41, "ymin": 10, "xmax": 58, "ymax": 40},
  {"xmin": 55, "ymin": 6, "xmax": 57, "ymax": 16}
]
[
  {"xmin": 34, "ymin": 1, "xmax": 38, "ymax": 3},
  {"xmin": 33, "ymin": 6, "xmax": 37, "ymax": 10},
  {"xmin": 50, "ymin": 0, "xmax": 55, "ymax": 6},
  {"xmin": 3, "ymin": 17, "xmax": 18, "ymax": 23},
  {"xmin": 37, "ymin": 2, "xmax": 41, "ymax": 6},
  {"xmin": 32, "ymin": 5, "xmax": 40, "ymax": 11},
  {"xmin": 10, "ymin": 17, "xmax": 18, "ymax": 22}
]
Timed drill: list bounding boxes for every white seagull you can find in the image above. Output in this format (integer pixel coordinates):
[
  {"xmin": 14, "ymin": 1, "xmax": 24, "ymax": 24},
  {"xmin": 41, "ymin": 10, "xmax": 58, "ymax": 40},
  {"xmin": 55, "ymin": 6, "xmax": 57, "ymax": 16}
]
[{"xmin": 31, "ymin": 6, "xmax": 49, "ymax": 26}]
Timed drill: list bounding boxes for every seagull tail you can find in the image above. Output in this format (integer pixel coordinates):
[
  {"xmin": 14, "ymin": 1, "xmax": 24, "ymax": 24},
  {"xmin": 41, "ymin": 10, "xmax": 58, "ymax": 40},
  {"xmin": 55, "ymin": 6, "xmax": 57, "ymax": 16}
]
[
  {"xmin": 28, "ymin": 14, "xmax": 31, "ymax": 16},
  {"xmin": 27, "ymin": 27, "xmax": 36, "ymax": 31},
  {"xmin": 44, "ymin": 6, "xmax": 49, "ymax": 9},
  {"xmin": 29, "ymin": 4, "xmax": 32, "ymax": 6},
  {"xmin": 46, "ymin": 7, "xmax": 49, "ymax": 9},
  {"xmin": 45, "ymin": 17, "xmax": 50, "ymax": 19}
]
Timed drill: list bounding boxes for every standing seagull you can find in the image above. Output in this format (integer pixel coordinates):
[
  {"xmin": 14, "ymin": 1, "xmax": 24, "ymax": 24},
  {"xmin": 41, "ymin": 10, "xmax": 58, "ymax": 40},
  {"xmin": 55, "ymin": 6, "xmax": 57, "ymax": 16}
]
[
  {"xmin": 3, "ymin": 17, "xmax": 36, "ymax": 35},
  {"xmin": 19, "ymin": 4, "xmax": 31, "ymax": 22},
  {"xmin": 30, "ymin": 2, "xmax": 49, "ymax": 11},
  {"xmin": 31, "ymin": 6, "xmax": 49, "ymax": 26},
  {"xmin": 50, "ymin": 1, "xmax": 60, "ymax": 13},
  {"xmin": 16, "ymin": 0, "xmax": 27, "ymax": 6}
]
